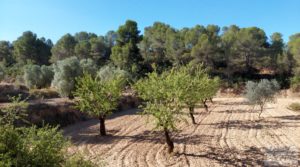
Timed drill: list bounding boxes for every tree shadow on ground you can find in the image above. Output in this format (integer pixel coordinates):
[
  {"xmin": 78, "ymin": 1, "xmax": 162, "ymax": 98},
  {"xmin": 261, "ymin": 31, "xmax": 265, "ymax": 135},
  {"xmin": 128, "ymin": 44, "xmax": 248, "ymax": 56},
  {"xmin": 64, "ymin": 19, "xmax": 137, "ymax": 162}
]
[
  {"xmin": 272, "ymin": 115, "xmax": 300, "ymax": 121},
  {"xmin": 203, "ymin": 119, "xmax": 292, "ymax": 130},
  {"xmin": 178, "ymin": 146, "xmax": 265, "ymax": 166},
  {"xmin": 177, "ymin": 146, "xmax": 300, "ymax": 167},
  {"xmin": 69, "ymin": 129, "xmax": 211, "ymax": 146},
  {"xmin": 217, "ymin": 100, "xmax": 250, "ymax": 106}
]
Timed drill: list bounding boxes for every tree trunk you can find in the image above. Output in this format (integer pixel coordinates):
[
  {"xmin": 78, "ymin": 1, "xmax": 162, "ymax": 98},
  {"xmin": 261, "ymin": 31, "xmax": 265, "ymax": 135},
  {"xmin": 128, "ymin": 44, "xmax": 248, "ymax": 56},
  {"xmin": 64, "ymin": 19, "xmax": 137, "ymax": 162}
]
[
  {"xmin": 209, "ymin": 98, "xmax": 213, "ymax": 103},
  {"xmin": 203, "ymin": 100, "xmax": 208, "ymax": 112},
  {"xmin": 189, "ymin": 106, "xmax": 196, "ymax": 124},
  {"xmin": 258, "ymin": 105, "xmax": 263, "ymax": 119},
  {"xmin": 245, "ymin": 53, "xmax": 251, "ymax": 73},
  {"xmin": 99, "ymin": 116, "xmax": 106, "ymax": 136},
  {"xmin": 164, "ymin": 128, "xmax": 174, "ymax": 153}
]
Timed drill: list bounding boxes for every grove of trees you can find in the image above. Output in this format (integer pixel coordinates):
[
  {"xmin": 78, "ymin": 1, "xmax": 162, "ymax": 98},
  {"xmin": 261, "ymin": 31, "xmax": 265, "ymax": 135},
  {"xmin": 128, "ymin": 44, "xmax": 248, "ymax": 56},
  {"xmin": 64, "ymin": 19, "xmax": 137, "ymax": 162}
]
[
  {"xmin": 0, "ymin": 20, "xmax": 300, "ymax": 156},
  {"xmin": 0, "ymin": 20, "xmax": 298, "ymax": 88}
]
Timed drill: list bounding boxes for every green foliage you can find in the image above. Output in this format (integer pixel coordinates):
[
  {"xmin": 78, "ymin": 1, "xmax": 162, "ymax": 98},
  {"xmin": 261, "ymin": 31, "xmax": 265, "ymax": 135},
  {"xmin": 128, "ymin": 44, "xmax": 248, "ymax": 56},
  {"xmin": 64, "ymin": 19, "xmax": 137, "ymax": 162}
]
[
  {"xmin": 290, "ymin": 76, "xmax": 300, "ymax": 91},
  {"xmin": 0, "ymin": 95, "xmax": 96, "ymax": 167},
  {"xmin": 74, "ymin": 73, "xmax": 124, "ymax": 135},
  {"xmin": 97, "ymin": 65, "xmax": 131, "ymax": 85},
  {"xmin": 51, "ymin": 34, "xmax": 76, "ymax": 63},
  {"xmin": 52, "ymin": 57, "xmax": 82, "ymax": 97},
  {"xmin": 23, "ymin": 65, "xmax": 43, "ymax": 89},
  {"xmin": 64, "ymin": 154, "xmax": 96, "ymax": 167},
  {"xmin": 133, "ymin": 69, "xmax": 185, "ymax": 130},
  {"xmin": 41, "ymin": 65, "xmax": 55, "ymax": 87},
  {"xmin": 111, "ymin": 20, "xmax": 143, "ymax": 77},
  {"xmin": 13, "ymin": 31, "xmax": 52, "ymax": 65},
  {"xmin": 0, "ymin": 125, "xmax": 69, "ymax": 167},
  {"xmin": 245, "ymin": 79, "xmax": 280, "ymax": 113},
  {"xmin": 0, "ymin": 41, "xmax": 14, "ymax": 66},
  {"xmin": 139, "ymin": 22, "xmax": 174, "ymax": 72},
  {"xmin": 0, "ymin": 95, "xmax": 28, "ymax": 126},
  {"xmin": 80, "ymin": 58, "xmax": 98, "ymax": 77},
  {"xmin": 23, "ymin": 64, "xmax": 54, "ymax": 89},
  {"xmin": 74, "ymin": 73, "xmax": 123, "ymax": 118},
  {"xmin": 287, "ymin": 102, "xmax": 300, "ymax": 111},
  {"xmin": 174, "ymin": 64, "xmax": 220, "ymax": 121},
  {"xmin": 0, "ymin": 65, "xmax": 4, "ymax": 81},
  {"xmin": 177, "ymin": 65, "xmax": 208, "ymax": 107}
]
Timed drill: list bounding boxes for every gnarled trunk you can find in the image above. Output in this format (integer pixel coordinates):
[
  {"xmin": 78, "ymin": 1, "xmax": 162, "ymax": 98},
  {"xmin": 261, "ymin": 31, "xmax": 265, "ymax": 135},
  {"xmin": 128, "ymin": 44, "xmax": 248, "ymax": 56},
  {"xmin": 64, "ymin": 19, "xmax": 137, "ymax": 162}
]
[
  {"xmin": 164, "ymin": 128, "xmax": 174, "ymax": 153},
  {"xmin": 99, "ymin": 116, "xmax": 106, "ymax": 136},
  {"xmin": 189, "ymin": 106, "xmax": 196, "ymax": 124}
]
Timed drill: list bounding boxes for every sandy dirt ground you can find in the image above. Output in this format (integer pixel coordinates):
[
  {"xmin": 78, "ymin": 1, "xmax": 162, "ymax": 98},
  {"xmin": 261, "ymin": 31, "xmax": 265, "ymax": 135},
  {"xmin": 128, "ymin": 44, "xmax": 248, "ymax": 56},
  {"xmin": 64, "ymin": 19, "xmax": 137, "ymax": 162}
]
[{"xmin": 63, "ymin": 97, "xmax": 300, "ymax": 167}]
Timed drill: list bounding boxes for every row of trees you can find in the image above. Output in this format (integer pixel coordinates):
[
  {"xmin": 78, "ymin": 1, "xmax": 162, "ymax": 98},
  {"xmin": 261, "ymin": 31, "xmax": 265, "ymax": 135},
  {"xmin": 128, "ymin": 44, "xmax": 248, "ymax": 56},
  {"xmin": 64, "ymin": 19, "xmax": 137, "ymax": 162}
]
[
  {"xmin": 73, "ymin": 64, "xmax": 219, "ymax": 153},
  {"xmin": 1, "ymin": 20, "xmax": 300, "ymax": 85}
]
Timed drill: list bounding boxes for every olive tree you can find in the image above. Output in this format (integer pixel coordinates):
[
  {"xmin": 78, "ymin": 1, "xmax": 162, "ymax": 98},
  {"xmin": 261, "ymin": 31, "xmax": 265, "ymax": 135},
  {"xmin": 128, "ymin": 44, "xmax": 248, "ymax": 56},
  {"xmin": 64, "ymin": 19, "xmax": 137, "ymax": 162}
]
[
  {"xmin": 97, "ymin": 65, "xmax": 131, "ymax": 85},
  {"xmin": 73, "ymin": 73, "xmax": 123, "ymax": 136},
  {"xmin": 80, "ymin": 58, "xmax": 98, "ymax": 77},
  {"xmin": 244, "ymin": 79, "xmax": 280, "ymax": 118},
  {"xmin": 133, "ymin": 69, "xmax": 185, "ymax": 153},
  {"xmin": 23, "ymin": 65, "xmax": 54, "ymax": 89},
  {"xmin": 51, "ymin": 57, "xmax": 82, "ymax": 98}
]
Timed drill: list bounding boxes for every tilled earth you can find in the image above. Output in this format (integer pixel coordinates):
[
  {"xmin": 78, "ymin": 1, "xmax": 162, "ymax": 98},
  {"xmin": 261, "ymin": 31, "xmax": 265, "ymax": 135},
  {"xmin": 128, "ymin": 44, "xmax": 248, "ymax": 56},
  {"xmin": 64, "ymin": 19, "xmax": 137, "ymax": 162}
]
[{"xmin": 64, "ymin": 98, "xmax": 300, "ymax": 167}]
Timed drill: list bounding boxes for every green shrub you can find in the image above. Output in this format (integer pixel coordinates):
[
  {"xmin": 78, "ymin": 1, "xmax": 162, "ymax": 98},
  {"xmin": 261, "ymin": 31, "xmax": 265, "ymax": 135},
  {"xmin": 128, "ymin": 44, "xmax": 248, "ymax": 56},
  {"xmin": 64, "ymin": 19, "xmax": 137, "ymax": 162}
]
[
  {"xmin": 0, "ymin": 95, "xmax": 96, "ymax": 167},
  {"xmin": 23, "ymin": 65, "xmax": 43, "ymax": 88},
  {"xmin": 0, "ymin": 125, "xmax": 68, "ymax": 167},
  {"xmin": 41, "ymin": 65, "xmax": 54, "ymax": 87},
  {"xmin": 64, "ymin": 154, "xmax": 96, "ymax": 167},
  {"xmin": 290, "ymin": 76, "xmax": 300, "ymax": 92},
  {"xmin": 52, "ymin": 57, "xmax": 82, "ymax": 97},
  {"xmin": 287, "ymin": 102, "xmax": 300, "ymax": 111},
  {"xmin": 0, "ymin": 65, "xmax": 4, "ymax": 81},
  {"xmin": 97, "ymin": 65, "xmax": 131, "ymax": 86},
  {"xmin": 23, "ymin": 64, "xmax": 54, "ymax": 89},
  {"xmin": 80, "ymin": 58, "xmax": 98, "ymax": 77},
  {"xmin": 245, "ymin": 79, "xmax": 280, "ymax": 118}
]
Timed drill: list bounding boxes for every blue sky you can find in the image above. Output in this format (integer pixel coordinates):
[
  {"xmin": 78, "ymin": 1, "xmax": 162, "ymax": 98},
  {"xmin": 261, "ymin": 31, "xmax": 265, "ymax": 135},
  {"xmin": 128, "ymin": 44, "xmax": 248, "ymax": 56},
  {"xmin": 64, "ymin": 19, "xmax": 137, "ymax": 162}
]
[{"xmin": 0, "ymin": 0, "xmax": 299, "ymax": 43}]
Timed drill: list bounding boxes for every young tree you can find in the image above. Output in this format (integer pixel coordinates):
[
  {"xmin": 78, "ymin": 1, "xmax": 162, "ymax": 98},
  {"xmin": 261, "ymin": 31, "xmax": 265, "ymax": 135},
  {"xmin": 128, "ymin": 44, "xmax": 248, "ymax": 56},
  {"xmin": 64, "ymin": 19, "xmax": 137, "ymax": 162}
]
[
  {"xmin": 176, "ymin": 65, "xmax": 210, "ymax": 124},
  {"xmin": 133, "ymin": 69, "xmax": 185, "ymax": 153},
  {"xmin": 73, "ymin": 73, "xmax": 123, "ymax": 136},
  {"xmin": 244, "ymin": 79, "xmax": 280, "ymax": 118}
]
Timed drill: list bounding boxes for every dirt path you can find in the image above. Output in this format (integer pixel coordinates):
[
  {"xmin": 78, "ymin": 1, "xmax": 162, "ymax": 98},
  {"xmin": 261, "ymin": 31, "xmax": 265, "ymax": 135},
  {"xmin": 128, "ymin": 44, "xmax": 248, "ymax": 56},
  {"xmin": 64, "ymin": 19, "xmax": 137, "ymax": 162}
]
[{"xmin": 63, "ymin": 98, "xmax": 300, "ymax": 167}]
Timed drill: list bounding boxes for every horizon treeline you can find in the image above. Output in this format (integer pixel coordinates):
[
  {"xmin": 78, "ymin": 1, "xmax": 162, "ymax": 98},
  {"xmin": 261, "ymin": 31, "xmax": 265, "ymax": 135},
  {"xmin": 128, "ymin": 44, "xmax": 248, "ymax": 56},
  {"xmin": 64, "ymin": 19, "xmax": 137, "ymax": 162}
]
[{"xmin": 1, "ymin": 20, "xmax": 300, "ymax": 87}]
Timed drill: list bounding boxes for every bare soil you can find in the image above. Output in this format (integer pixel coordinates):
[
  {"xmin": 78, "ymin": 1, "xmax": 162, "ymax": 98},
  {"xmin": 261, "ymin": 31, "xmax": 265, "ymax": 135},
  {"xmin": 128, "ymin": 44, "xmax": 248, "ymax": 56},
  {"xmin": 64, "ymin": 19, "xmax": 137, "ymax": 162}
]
[{"xmin": 64, "ymin": 98, "xmax": 300, "ymax": 167}]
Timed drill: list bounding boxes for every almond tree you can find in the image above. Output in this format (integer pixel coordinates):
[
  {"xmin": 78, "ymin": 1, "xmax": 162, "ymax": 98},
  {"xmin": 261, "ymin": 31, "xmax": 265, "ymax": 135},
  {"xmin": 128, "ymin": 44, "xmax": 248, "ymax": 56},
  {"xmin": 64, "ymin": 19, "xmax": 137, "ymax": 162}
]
[
  {"xmin": 133, "ymin": 69, "xmax": 185, "ymax": 153},
  {"xmin": 74, "ymin": 73, "xmax": 124, "ymax": 136},
  {"xmin": 179, "ymin": 65, "xmax": 220, "ymax": 124}
]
